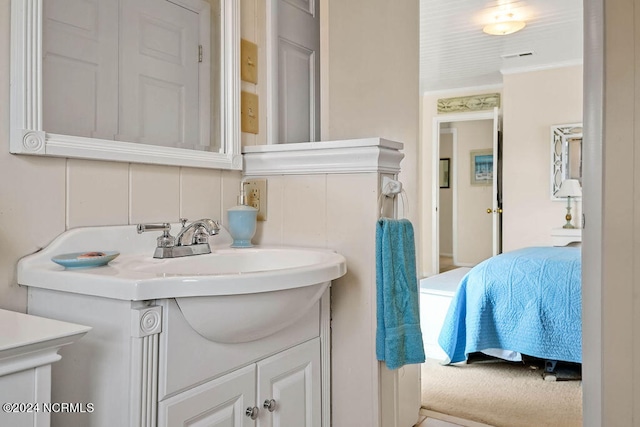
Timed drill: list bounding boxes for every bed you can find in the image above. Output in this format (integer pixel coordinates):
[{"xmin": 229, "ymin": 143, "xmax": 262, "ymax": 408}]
[{"xmin": 437, "ymin": 246, "xmax": 582, "ymax": 365}]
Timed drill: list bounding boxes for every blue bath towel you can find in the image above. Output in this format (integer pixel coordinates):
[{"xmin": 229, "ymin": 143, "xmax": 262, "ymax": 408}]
[{"xmin": 376, "ymin": 218, "xmax": 426, "ymax": 369}]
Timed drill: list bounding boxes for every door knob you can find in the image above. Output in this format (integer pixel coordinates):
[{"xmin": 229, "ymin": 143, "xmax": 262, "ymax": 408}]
[
  {"xmin": 498, "ymin": 208, "xmax": 503, "ymax": 213},
  {"xmin": 263, "ymin": 399, "xmax": 276, "ymax": 412},
  {"xmin": 245, "ymin": 406, "xmax": 259, "ymax": 420},
  {"xmin": 487, "ymin": 208, "xmax": 492, "ymax": 214}
]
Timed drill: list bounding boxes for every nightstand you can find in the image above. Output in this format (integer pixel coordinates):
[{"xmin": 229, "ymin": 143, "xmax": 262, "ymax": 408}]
[{"xmin": 551, "ymin": 228, "xmax": 582, "ymax": 246}]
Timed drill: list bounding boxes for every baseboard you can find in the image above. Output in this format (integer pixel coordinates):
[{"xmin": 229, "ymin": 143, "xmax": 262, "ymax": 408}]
[
  {"xmin": 454, "ymin": 262, "xmax": 475, "ymax": 268},
  {"xmin": 419, "ymin": 408, "xmax": 493, "ymax": 427},
  {"xmin": 440, "ymin": 252, "xmax": 453, "ymax": 257}
]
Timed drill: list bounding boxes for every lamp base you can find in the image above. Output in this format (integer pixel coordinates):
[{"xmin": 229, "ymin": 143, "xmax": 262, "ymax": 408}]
[{"xmin": 562, "ymin": 205, "xmax": 574, "ymax": 229}]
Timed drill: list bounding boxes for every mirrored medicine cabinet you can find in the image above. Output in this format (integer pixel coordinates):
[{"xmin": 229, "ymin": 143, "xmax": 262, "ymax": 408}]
[{"xmin": 9, "ymin": 0, "xmax": 242, "ymax": 170}]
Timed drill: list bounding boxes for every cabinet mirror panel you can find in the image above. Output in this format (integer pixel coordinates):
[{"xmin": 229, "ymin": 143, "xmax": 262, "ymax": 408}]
[
  {"xmin": 10, "ymin": 0, "xmax": 241, "ymax": 169},
  {"xmin": 550, "ymin": 123, "xmax": 582, "ymax": 199}
]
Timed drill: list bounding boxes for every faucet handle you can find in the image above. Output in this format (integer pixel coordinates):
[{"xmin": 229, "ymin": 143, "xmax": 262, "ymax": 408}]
[
  {"xmin": 137, "ymin": 222, "xmax": 171, "ymax": 234},
  {"xmin": 180, "ymin": 218, "xmax": 189, "ymax": 228},
  {"xmin": 157, "ymin": 230, "xmax": 175, "ymax": 248},
  {"xmin": 136, "ymin": 222, "xmax": 175, "ymax": 248}
]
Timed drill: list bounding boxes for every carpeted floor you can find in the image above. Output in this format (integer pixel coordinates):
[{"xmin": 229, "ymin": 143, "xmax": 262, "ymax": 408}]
[{"xmin": 421, "ymin": 357, "xmax": 582, "ymax": 427}]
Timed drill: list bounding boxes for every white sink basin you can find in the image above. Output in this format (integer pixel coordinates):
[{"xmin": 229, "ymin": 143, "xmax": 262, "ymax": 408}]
[
  {"xmin": 127, "ymin": 247, "xmax": 335, "ymax": 276},
  {"xmin": 17, "ymin": 224, "xmax": 347, "ymax": 343}
]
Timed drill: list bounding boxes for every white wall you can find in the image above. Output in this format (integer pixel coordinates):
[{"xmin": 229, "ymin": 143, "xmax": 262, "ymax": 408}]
[
  {"xmin": 322, "ymin": 0, "xmax": 419, "ymax": 227},
  {"xmin": 321, "ymin": 1, "xmax": 420, "ymax": 425},
  {"xmin": 584, "ymin": 0, "xmax": 640, "ymax": 423},
  {"xmin": 502, "ymin": 65, "xmax": 583, "ymax": 251},
  {"xmin": 420, "ymin": 67, "xmax": 583, "ymax": 274}
]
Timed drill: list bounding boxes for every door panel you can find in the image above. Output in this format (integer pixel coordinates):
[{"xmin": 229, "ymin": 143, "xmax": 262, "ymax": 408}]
[
  {"xmin": 278, "ymin": 40, "xmax": 315, "ymax": 143},
  {"xmin": 276, "ymin": 0, "xmax": 319, "ymax": 143},
  {"xmin": 158, "ymin": 364, "xmax": 256, "ymax": 427},
  {"xmin": 119, "ymin": 0, "xmax": 200, "ymax": 148},
  {"xmin": 257, "ymin": 338, "xmax": 320, "ymax": 427},
  {"xmin": 491, "ymin": 108, "xmax": 501, "ymax": 256},
  {"xmin": 43, "ymin": 0, "xmax": 118, "ymax": 140}
]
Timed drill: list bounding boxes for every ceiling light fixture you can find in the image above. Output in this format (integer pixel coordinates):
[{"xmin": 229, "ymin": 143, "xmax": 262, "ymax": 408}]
[{"xmin": 483, "ymin": 13, "xmax": 526, "ymax": 36}]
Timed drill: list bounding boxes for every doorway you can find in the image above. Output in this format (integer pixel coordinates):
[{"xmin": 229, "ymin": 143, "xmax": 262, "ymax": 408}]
[{"xmin": 432, "ymin": 109, "xmax": 501, "ymax": 274}]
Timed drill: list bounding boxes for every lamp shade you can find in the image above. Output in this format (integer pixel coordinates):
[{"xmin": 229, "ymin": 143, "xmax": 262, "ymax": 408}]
[{"xmin": 556, "ymin": 179, "xmax": 582, "ymax": 198}]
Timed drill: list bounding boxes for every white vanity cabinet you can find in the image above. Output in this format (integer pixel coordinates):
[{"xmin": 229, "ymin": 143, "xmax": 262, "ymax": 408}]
[
  {"xmin": 20, "ymin": 225, "xmax": 343, "ymax": 427},
  {"xmin": 159, "ymin": 338, "xmax": 320, "ymax": 427},
  {"xmin": 26, "ymin": 289, "xmax": 327, "ymax": 427}
]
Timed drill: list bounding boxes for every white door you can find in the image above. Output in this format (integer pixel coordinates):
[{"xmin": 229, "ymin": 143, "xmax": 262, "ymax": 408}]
[
  {"xmin": 119, "ymin": 0, "xmax": 201, "ymax": 149},
  {"xmin": 490, "ymin": 109, "xmax": 502, "ymax": 255},
  {"xmin": 43, "ymin": 0, "xmax": 118, "ymax": 140},
  {"xmin": 257, "ymin": 338, "xmax": 320, "ymax": 427},
  {"xmin": 433, "ymin": 108, "xmax": 501, "ymax": 274},
  {"xmin": 273, "ymin": 0, "xmax": 320, "ymax": 143},
  {"xmin": 158, "ymin": 364, "xmax": 257, "ymax": 427}
]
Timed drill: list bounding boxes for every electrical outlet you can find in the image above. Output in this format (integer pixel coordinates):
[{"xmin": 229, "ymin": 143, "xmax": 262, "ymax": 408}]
[{"xmin": 243, "ymin": 179, "xmax": 267, "ymax": 221}]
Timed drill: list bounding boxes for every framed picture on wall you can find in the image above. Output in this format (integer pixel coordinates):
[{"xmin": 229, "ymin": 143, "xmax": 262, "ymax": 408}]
[
  {"xmin": 439, "ymin": 158, "xmax": 450, "ymax": 188},
  {"xmin": 470, "ymin": 149, "xmax": 493, "ymax": 186}
]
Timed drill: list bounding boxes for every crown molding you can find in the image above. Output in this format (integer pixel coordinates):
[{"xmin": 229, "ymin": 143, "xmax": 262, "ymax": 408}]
[
  {"xmin": 500, "ymin": 59, "xmax": 584, "ymax": 75},
  {"xmin": 242, "ymin": 138, "xmax": 404, "ymax": 176}
]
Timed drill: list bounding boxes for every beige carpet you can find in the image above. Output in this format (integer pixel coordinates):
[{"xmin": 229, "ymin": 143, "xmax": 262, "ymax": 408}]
[{"xmin": 421, "ymin": 358, "xmax": 582, "ymax": 427}]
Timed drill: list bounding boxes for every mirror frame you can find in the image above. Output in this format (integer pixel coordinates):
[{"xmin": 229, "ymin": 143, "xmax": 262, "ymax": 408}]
[
  {"xmin": 550, "ymin": 123, "xmax": 583, "ymax": 200},
  {"xmin": 9, "ymin": 0, "xmax": 242, "ymax": 170}
]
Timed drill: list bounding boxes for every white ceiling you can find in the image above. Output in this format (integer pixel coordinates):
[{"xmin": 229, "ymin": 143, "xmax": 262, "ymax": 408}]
[{"xmin": 419, "ymin": 0, "xmax": 584, "ymax": 93}]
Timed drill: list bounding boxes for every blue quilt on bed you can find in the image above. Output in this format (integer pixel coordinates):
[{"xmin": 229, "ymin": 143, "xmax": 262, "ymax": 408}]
[{"xmin": 438, "ymin": 246, "xmax": 582, "ymax": 364}]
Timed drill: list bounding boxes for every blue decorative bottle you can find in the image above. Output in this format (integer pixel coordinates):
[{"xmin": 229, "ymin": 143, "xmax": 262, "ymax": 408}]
[{"xmin": 227, "ymin": 192, "xmax": 258, "ymax": 248}]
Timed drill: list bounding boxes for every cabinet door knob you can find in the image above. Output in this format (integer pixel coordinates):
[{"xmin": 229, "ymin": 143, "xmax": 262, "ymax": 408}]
[
  {"xmin": 245, "ymin": 406, "xmax": 259, "ymax": 420},
  {"xmin": 487, "ymin": 208, "xmax": 492, "ymax": 214},
  {"xmin": 263, "ymin": 399, "xmax": 276, "ymax": 412}
]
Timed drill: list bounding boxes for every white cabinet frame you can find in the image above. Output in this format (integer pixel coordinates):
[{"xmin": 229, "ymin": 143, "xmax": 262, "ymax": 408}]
[{"xmin": 9, "ymin": 0, "xmax": 242, "ymax": 170}]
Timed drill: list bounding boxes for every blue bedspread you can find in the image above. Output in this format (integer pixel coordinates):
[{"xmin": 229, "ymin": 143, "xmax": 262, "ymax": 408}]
[{"xmin": 438, "ymin": 247, "xmax": 582, "ymax": 364}]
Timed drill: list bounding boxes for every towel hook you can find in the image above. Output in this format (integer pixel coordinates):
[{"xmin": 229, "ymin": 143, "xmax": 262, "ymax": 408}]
[{"xmin": 378, "ymin": 178, "xmax": 408, "ymax": 219}]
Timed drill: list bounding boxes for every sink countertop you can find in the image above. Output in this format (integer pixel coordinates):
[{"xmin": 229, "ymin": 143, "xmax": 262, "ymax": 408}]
[{"xmin": 17, "ymin": 224, "xmax": 347, "ymax": 301}]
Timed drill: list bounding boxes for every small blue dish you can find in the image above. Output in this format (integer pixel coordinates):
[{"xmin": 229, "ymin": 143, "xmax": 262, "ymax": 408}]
[{"xmin": 51, "ymin": 251, "xmax": 120, "ymax": 269}]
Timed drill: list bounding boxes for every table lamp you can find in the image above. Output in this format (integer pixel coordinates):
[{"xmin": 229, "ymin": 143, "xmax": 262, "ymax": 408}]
[{"xmin": 556, "ymin": 179, "xmax": 582, "ymax": 229}]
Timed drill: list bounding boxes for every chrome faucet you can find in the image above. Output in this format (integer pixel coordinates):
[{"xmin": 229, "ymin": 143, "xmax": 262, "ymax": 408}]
[{"xmin": 137, "ymin": 218, "xmax": 220, "ymax": 259}]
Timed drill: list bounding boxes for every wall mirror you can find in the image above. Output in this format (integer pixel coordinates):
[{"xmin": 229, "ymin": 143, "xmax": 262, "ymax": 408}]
[
  {"xmin": 550, "ymin": 123, "xmax": 582, "ymax": 199},
  {"xmin": 10, "ymin": 0, "xmax": 241, "ymax": 170}
]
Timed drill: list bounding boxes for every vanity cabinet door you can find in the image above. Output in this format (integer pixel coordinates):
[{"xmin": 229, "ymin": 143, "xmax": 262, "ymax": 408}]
[
  {"xmin": 257, "ymin": 338, "xmax": 321, "ymax": 427},
  {"xmin": 158, "ymin": 364, "xmax": 257, "ymax": 427}
]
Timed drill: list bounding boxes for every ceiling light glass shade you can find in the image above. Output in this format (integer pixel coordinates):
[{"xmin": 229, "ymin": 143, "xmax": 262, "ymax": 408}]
[{"xmin": 483, "ymin": 20, "xmax": 526, "ymax": 36}]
